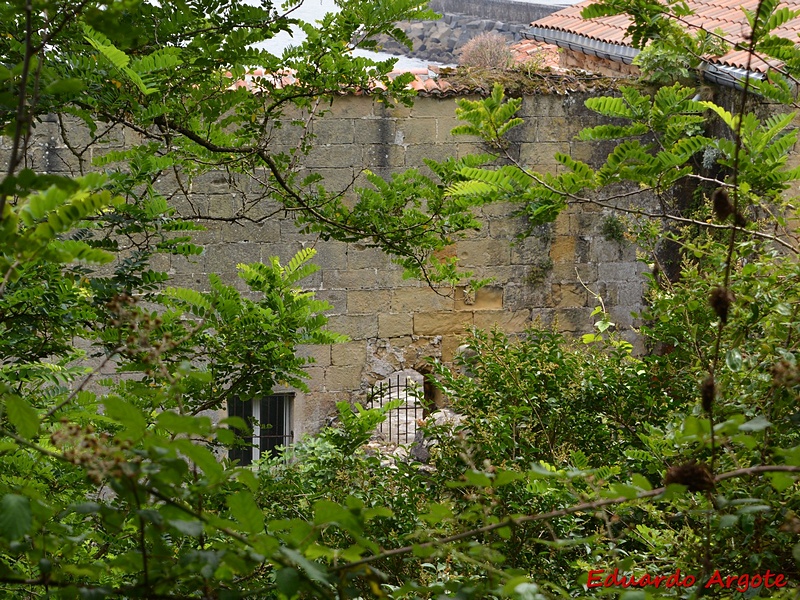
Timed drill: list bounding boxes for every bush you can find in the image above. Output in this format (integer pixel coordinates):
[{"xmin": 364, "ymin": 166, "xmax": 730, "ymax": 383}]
[{"xmin": 458, "ymin": 32, "xmax": 514, "ymax": 70}]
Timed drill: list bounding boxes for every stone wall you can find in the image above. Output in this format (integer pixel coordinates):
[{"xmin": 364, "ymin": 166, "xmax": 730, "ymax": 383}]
[
  {"xmin": 32, "ymin": 91, "xmax": 650, "ymax": 440},
  {"xmin": 240, "ymin": 92, "xmax": 649, "ymax": 438}
]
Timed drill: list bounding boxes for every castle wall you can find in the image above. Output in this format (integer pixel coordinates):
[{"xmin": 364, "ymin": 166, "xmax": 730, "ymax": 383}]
[{"xmin": 27, "ymin": 91, "xmax": 650, "ymax": 439}]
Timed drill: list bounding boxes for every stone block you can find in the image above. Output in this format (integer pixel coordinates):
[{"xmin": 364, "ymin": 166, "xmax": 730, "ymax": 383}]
[
  {"xmin": 375, "ymin": 268, "xmax": 419, "ymax": 288},
  {"xmin": 267, "ymin": 121, "xmax": 304, "ymax": 146},
  {"xmin": 480, "ymin": 201, "xmax": 516, "ymax": 218},
  {"xmin": 413, "ymin": 311, "xmax": 473, "ymax": 335},
  {"xmin": 325, "ymin": 365, "xmax": 364, "ymax": 392},
  {"xmin": 520, "ymin": 95, "xmax": 567, "ymax": 118},
  {"xmin": 488, "ymin": 216, "xmax": 527, "ymax": 239},
  {"xmin": 597, "ymin": 261, "xmax": 646, "ymax": 282},
  {"xmin": 375, "ymin": 100, "xmax": 412, "ymax": 119},
  {"xmin": 309, "ymin": 242, "xmax": 348, "ymax": 270},
  {"xmin": 472, "ymin": 309, "xmax": 531, "ymax": 332},
  {"xmin": 207, "ymin": 194, "xmax": 237, "ymax": 219},
  {"xmin": 551, "ymin": 283, "xmax": 588, "ymax": 308},
  {"xmin": 454, "ymin": 285, "xmax": 503, "ymax": 311},
  {"xmin": 436, "ymin": 118, "xmax": 467, "ymax": 143},
  {"xmin": 325, "ymin": 96, "xmax": 373, "ymax": 118},
  {"xmin": 302, "ymin": 366, "xmax": 326, "ymax": 393},
  {"xmin": 314, "ymin": 290, "xmax": 347, "ymax": 315},
  {"xmin": 362, "ymin": 144, "xmax": 406, "ymax": 168},
  {"xmin": 553, "ymin": 211, "xmax": 571, "ymax": 236},
  {"xmin": 549, "ymin": 235, "xmax": 575, "ymax": 264},
  {"xmin": 306, "ymin": 144, "xmax": 362, "ymax": 169},
  {"xmin": 297, "ymin": 345, "xmax": 332, "ymax": 367},
  {"xmin": 503, "ymin": 283, "xmax": 550, "ymax": 311},
  {"xmin": 616, "ymin": 281, "xmax": 646, "ymax": 306},
  {"xmin": 378, "ymin": 313, "xmax": 413, "ymax": 338},
  {"xmin": 354, "ymin": 118, "xmax": 396, "ymax": 145},
  {"xmin": 404, "ymin": 143, "xmax": 456, "ymax": 170},
  {"xmin": 413, "ymin": 97, "xmax": 460, "ymax": 118},
  {"xmin": 456, "ymin": 238, "xmax": 511, "ymax": 268},
  {"xmin": 519, "ymin": 142, "xmax": 569, "ymax": 170},
  {"xmin": 536, "ymin": 117, "xmax": 582, "ymax": 142},
  {"xmin": 457, "ymin": 141, "xmax": 487, "ymax": 159},
  {"xmin": 312, "ymin": 118, "xmax": 355, "ymax": 144},
  {"xmin": 203, "ymin": 243, "xmax": 261, "ymax": 275},
  {"xmin": 330, "ymin": 341, "xmax": 367, "ymax": 367},
  {"xmin": 219, "ymin": 219, "xmax": 280, "ymax": 244},
  {"xmin": 192, "ymin": 171, "xmax": 245, "ymax": 195},
  {"xmin": 348, "ymin": 289, "xmax": 391, "ymax": 314},
  {"xmin": 326, "ymin": 314, "xmax": 378, "ymax": 340},
  {"xmin": 591, "ymin": 238, "xmax": 626, "ymax": 263},
  {"xmin": 391, "ymin": 287, "xmax": 454, "ymax": 312},
  {"xmin": 553, "ymin": 307, "xmax": 593, "ymax": 333},
  {"xmin": 575, "ymin": 236, "xmax": 592, "ymax": 263},
  {"xmin": 347, "ymin": 245, "xmax": 391, "ymax": 270},
  {"xmin": 323, "ymin": 269, "xmax": 378, "ymax": 290},
  {"xmin": 261, "ymin": 241, "xmax": 303, "ymax": 264},
  {"xmin": 510, "ymin": 235, "xmax": 550, "ymax": 264},
  {"xmin": 550, "ymin": 262, "xmax": 597, "ymax": 284},
  {"xmin": 298, "ymin": 167, "xmax": 357, "ymax": 194},
  {"xmin": 395, "ymin": 118, "xmax": 439, "ymax": 145}
]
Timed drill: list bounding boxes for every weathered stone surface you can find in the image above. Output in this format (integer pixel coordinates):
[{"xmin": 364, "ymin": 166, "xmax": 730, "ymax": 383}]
[
  {"xmin": 454, "ymin": 285, "xmax": 503, "ymax": 311},
  {"xmin": 391, "ymin": 287, "xmax": 454, "ymax": 312},
  {"xmin": 297, "ymin": 345, "xmax": 332, "ymax": 367},
  {"xmin": 330, "ymin": 341, "xmax": 368, "ymax": 367},
  {"xmin": 326, "ymin": 314, "xmax": 378, "ymax": 340},
  {"xmin": 323, "ymin": 269, "xmax": 379, "ymax": 290},
  {"xmin": 378, "ymin": 313, "xmax": 413, "ymax": 338},
  {"xmin": 473, "ymin": 309, "xmax": 531, "ymax": 332},
  {"xmin": 348, "ymin": 289, "xmax": 391, "ymax": 314},
  {"xmin": 413, "ymin": 311, "xmax": 473, "ymax": 335},
  {"xmin": 549, "ymin": 235, "xmax": 576, "ymax": 264},
  {"xmin": 325, "ymin": 365, "xmax": 364, "ymax": 392}
]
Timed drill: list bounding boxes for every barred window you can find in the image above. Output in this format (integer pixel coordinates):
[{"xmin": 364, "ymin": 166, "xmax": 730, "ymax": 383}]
[{"xmin": 227, "ymin": 394, "xmax": 293, "ymax": 466}]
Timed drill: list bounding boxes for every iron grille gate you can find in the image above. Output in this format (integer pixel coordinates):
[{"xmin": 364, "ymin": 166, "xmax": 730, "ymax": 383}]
[
  {"xmin": 228, "ymin": 394, "xmax": 293, "ymax": 465},
  {"xmin": 367, "ymin": 376, "xmax": 424, "ymax": 445}
]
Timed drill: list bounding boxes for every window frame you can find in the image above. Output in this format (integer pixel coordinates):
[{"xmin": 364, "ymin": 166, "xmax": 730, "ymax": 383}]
[{"xmin": 228, "ymin": 393, "xmax": 294, "ymax": 466}]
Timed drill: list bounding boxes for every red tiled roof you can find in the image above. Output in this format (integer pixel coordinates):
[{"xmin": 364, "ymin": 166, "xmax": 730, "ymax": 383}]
[
  {"xmin": 531, "ymin": 0, "xmax": 800, "ymax": 71},
  {"xmin": 509, "ymin": 40, "xmax": 563, "ymax": 69}
]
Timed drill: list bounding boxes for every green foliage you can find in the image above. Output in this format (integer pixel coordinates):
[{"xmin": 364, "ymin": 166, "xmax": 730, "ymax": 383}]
[{"xmin": 1, "ymin": 0, "xmax": 800, "ymax": 596}]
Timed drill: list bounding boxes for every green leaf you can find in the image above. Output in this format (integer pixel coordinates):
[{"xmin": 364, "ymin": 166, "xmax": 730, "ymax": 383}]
[
  {"xmin": 767, "ymin": 471, "xmax": 795, "ymax": 492},
  {"xmin": 632, "ymin": 473, "xmax": 652, "ymax": 491},
  {"xmin": 168, "ymin": 519, "xmax": 204, "ymax": 537},
  {"xmin": 226, "ymin": 491, "xmax": 264, "ymax": 534},
  {"xmin": 102, "ymin": 396, "xmax": 147, "ymax": 438},
  {"xmin": 174, "ymin": 440, "xmax": 224, "ymax": 484},
  {"xmin": 275, "ymin": 567, "xmax": 301, "ymax": 597},
  {"xmin": 739, "ymin": 415, "xmax": 772, "ymax": 432},
  {"xmin": 5, "ymin": 395, "xmax": 39, "ymax": 439},
  {"xmin": 0, "ymin": 494, "xmax": 32, "ymax": 541},
  {"xmin": 725, "ymin": 348, "xmax": 743, "ymax": 372},
  {"xmin": 464, "ymin": 470, "xmax": 493, "ymax": 487}
]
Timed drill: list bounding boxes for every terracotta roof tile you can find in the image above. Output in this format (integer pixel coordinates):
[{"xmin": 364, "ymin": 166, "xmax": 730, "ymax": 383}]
[{"xmin": 531, "ymin": 0, "xmax": 800, "ymax": 71}]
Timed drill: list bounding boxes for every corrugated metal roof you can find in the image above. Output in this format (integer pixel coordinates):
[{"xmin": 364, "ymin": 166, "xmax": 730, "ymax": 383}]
[{"xmin": 530, "ymin": 0, "xmax": 800, "ymax": 71}]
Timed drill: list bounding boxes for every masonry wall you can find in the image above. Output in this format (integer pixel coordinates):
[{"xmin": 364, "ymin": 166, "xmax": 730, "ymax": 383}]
[
  {"xmin": 216, "ymin": 92, "xmax": 648, "ymax": 437},
  {"xmin": 32, "ymin": 91, "xmax": 650, "ymax": 439}
]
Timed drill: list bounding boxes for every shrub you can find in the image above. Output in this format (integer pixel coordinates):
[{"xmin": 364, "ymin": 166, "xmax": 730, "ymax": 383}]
[{"xmin": 458, "ymin": 32, "xmax": 514, "ymax": 70}]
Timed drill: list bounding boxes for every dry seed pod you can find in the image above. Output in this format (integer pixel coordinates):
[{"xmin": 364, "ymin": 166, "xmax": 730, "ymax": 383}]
[
  {"xmin": 709, "ymin": 286, "xmax": 734, "ymax": 325},
  {"xmin": 664, "ymin": 461, "xmax": 715, "ymax": 492},
  {"xmin": 712, "ymin": 188, "xmax": 733, "ymax": 221},
  {"xmin": 701, "ymin": 374, "xmax": 715, "ymax": 413}
]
